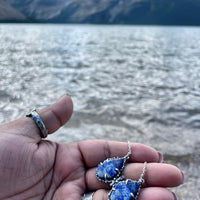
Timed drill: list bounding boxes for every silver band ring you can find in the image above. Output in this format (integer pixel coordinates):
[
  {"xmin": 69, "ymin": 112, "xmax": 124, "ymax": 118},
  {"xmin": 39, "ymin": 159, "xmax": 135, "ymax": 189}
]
[{"xmin": 26, "ymin": 109, "xmax": 48, "ymax": 138}]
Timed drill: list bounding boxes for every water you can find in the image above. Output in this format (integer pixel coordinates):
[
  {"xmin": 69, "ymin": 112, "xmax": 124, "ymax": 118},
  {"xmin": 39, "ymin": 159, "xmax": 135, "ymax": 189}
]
[{"xmin": 0, "ymin": 24, "xmax": 200, "ymax": 199}]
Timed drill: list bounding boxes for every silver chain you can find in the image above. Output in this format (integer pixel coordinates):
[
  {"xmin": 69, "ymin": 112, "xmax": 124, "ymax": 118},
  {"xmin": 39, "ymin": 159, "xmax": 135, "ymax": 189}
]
[
  {"xmin": 124, "ymin": 141, "xmax": 132, "ymax": 160},
  {"xmin": 138, "ymin": 161, "xmax": 147, "ymax": 184}
]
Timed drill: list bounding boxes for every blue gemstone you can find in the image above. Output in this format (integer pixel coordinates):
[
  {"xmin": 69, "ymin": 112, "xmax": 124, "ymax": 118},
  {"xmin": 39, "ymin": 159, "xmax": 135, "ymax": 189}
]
[
  {"xmin": 109, "ymin": 180, "xmax": 140, "ymax": 200},
  {"xmin": 96, "ymin": 158, "xmax": 124, "ymax": 181}
]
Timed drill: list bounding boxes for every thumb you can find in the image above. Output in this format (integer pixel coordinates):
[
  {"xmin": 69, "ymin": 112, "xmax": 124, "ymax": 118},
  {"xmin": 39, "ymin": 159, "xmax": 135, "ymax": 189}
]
[{"xmin": 0, "ymin": 94, "xmax": 73, "ymax": 141}]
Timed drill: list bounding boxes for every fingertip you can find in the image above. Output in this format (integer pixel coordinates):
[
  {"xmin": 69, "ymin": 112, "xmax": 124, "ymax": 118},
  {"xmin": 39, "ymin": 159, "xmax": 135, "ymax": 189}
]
[
  {"xmin": 169, "ymin": 165, "xmax": 184, "ymax": 186},
  {"xmin": 38, "ymin": 94, "xmax": 73, "ymax": 134},
  {"xmin": 148, "ymin": 163, "xmax": 184, "ymax": 187},
  {"xmin": 57, "ymin": 94, "xmax": 73, "ymax": 122}
]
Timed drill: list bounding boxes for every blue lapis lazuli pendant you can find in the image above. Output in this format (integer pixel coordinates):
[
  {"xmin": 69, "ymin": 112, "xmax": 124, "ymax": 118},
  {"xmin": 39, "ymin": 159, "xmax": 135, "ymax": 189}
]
[
  {"xmin": 96, "ymin": 157, "xmax": 127, "ymax": 182},
  {"xmin": 96, "ymin": 142, "xmax": 131, "ymax": 183},
  {"xmin": 109, "ymin": 180, "xmax": 141, "ymax": 200}
]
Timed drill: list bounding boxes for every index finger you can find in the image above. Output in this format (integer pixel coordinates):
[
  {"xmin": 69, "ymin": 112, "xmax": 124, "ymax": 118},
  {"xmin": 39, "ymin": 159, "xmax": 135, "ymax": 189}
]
[{"xmin": 78, "ymin": 140, "xmax": 162, "ymax": 168}]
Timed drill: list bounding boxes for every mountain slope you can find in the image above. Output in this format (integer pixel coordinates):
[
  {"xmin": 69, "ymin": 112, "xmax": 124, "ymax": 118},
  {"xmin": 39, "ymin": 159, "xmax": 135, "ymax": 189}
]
[
  {"xmin": 3, "ymin": 0, "xmax": 200, "ymax": 25},
  {"xmin": 0, "ymin": 0, "xmax": 26, "ymax": 21}
]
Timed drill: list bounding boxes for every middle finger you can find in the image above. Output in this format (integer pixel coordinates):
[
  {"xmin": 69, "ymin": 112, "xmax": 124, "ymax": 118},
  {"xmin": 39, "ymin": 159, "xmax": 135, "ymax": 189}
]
[{"xmin": 85, "ymin": 163, "xmax": 183, "ymax": 190}]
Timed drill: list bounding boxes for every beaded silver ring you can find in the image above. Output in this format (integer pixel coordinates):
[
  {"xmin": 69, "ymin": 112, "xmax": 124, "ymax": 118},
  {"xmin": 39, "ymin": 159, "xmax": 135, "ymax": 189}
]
[{"xmin": 26, "ymin": 109, "xmax": 48, "ymax": 138}]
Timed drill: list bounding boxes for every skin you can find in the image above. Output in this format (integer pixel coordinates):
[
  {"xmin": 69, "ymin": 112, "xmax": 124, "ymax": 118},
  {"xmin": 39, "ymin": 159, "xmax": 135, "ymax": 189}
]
[{"xmin": 0, "ymin": 95, "xmax": 184, "ymax": 200}]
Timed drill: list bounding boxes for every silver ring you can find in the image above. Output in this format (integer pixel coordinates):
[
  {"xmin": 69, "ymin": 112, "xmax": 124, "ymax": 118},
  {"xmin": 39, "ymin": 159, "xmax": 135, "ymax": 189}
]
[{"xmin": 26, "ymin": 109, "xmax": 48, "ymax": 138}]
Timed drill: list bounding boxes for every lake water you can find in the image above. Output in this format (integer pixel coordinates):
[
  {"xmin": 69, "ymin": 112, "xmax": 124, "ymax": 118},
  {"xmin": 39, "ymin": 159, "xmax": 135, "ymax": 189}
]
[{"xmin": 0, "ymin": 24, "xmax": 199, "ymax": 199}]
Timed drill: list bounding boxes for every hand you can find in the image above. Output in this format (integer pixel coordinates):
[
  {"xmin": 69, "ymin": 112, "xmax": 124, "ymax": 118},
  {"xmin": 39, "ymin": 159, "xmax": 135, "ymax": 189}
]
[{"xmin": 0, "ymin": 95, "xmax": 184, "ymax": 200}]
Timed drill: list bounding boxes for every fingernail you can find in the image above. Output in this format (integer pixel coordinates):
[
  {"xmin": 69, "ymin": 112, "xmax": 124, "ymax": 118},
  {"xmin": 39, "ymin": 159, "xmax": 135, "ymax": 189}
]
[
  {"xmin": 158, "ymin": 151, "xmax": 163, "ymax": 163},
  {"xmin": 172, "ymin": 192, "xmax": 177, "ymax": 200},
  {"xmin": 181, "ymin": 170, "xmax": 185, "ymax": 184}
]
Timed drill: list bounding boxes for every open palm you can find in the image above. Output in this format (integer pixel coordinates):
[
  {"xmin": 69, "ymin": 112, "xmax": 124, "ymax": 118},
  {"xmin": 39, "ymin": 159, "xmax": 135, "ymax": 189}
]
[{"xmin": 0, "ymin": 95, "xmax": 183, "ymax": 200}]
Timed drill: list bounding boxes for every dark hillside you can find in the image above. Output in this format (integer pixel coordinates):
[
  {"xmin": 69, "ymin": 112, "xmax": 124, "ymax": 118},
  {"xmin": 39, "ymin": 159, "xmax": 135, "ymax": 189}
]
[
  {"xmin": 2, "ymin": 0, "xmax": 200, "ymax": 25},
  {"xmin": 0, "ymin": 0, "xmax": 26, "ymax": 22}
]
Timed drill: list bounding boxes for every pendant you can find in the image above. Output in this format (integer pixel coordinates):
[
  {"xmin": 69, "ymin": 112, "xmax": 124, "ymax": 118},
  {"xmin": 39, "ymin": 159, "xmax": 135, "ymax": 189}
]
[
  {"xmin": 108, "ymin": 162, "xmax": 146, "ymax": 200},
  {"xmin": 96, "ymin": 142, "xmax": 131, "ymax": 184},
  {"xmin": 109, "ymin": 180, "xmax": 140, "ymax": 200},
  {"xmin": 96, "ymin": 142, "xmax": 147, "ymax": 200}
]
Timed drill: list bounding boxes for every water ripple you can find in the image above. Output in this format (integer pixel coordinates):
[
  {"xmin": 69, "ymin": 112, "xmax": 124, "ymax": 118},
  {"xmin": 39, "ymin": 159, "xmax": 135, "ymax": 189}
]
[{"xmin": 0, "ymin": 25, "xmax": 200, "ymax": 156}]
